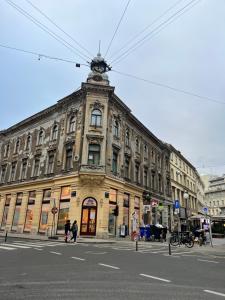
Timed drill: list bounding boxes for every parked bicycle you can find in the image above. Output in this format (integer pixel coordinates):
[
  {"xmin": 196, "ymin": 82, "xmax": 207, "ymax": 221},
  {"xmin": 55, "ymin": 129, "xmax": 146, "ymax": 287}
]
[{"xmin": 170, "ymin": 231, "xmax": 194, "ymax": 248}]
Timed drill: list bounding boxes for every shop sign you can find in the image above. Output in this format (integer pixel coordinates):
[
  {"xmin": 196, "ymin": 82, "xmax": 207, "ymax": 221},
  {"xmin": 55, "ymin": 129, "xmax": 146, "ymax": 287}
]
[
  {"xmin": 143, "ymin": 205, "xmax": 151, "ymax": 212},
  {"xmin": 83, "ymin": 198, "xmax": 96, "ymax": 207}
]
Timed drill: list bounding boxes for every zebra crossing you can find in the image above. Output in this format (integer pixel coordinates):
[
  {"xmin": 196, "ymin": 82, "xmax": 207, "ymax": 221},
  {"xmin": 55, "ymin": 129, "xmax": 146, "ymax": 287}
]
[
  {"xmin": 92, "ymin": 242, "xmax": 198, "ymax": 257},
  {"xmin": 0, "ymin": 240, "xmax": 66, "ymax": 252}
]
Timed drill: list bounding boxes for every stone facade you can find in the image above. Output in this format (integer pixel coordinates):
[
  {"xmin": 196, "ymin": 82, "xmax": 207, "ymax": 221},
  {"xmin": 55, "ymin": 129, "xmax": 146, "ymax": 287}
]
[{"xmin": 0, "ymin": 67, "xmax": 172, "ymax": 238}]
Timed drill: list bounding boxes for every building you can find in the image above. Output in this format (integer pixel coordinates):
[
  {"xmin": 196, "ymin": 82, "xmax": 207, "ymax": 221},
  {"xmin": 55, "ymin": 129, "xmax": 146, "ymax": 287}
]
[
  {"xmin": 204, "ymin": 175, "xmax": 225, "ymax": 216},
  {"xmin": 0, "ymin": 53, "xmax": 172, "ymax": 239},
  {"xmin": 168, "ymin": 144, "xmax": 199, "ymax": 230}
]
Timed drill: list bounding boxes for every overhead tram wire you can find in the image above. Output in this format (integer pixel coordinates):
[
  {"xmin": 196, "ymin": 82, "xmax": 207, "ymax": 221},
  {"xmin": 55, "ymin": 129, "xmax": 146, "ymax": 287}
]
[
  {"xmin": 112, "ymin": 69, "xmax": 225, "ymax": 105},
  {"xmin": 5, "ymin": 0, "xmax": 90, "ymax": 63},
  {"xmin": 111, "ymin": 0, "xmax": 200, "ymax": 65},
  {"xmin": 25, "ymin": 0, "xmax": 93, "ymax": 59},
  {"xmin": 0, "ymin": 44, "xmax": 89, "ymax": 67},
  {"xmin": 104, "ymin": 0, "xmax": 131, "ymax": 58},
  {"xmin": 113, "ymin": 0, "xmax": 201, "ymax": 66},
  {"xmin": 109, "ymin": 0, "xmax": 183, "ymax": 61}
]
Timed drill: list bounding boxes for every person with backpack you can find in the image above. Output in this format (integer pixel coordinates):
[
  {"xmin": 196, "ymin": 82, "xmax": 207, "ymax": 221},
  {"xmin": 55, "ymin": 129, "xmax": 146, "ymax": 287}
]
[{"xmin": 70, "ymin": 220, "xmax": 78, "ymax": 243}]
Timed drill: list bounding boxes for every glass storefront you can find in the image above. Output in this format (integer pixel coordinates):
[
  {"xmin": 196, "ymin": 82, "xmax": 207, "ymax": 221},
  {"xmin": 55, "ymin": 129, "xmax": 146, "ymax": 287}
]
[
  {"xmin": 1, "ymin": 194, "xmax": 11, "ymax": 229},
  {"xmin": 57, "ymin": 186, "xmax": 71, "ymax": 234},
  {"xmin": 123, "ymin": 193, "xmax": 130, "ymax": 235},
  {"xmin": 12, "ymin": 193, "xmax": 23, "ymax": 231},
  {"xmin": 39, "ymin": 189, "xmax": 51, "ymax": 233},
  {"xmin": 80, "ymin": 198, "xmax": 97, "ymax": 236},
  {"xmin": 108, "ymin": 188, "xmax": 117, "ymax": 235},
  {"xmin": 24, "ymin": 191, "xmax": 36, "ymax": 232}
]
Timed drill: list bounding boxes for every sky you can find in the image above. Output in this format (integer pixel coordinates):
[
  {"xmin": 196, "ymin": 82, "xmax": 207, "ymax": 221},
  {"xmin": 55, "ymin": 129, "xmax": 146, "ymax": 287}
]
[{"xmin": 0, "ymin": 0, "xmax": 225, "ymax": 176}]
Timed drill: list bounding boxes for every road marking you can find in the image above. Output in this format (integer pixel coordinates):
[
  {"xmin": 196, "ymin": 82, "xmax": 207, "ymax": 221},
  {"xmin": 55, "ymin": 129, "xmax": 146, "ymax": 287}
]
[
  {"xmin": 204, "ymin": 290, "xmax": 225, "ymax": 297},
  {"xmin": 13, "ymin": 242, "xmax": 43, "ymax": 248},
  {"xmin": 34, "ymin": 248, "xmax": 43, "ymax": 251},
  {"xmin": 0, "ymin": 245, "xmax": 16, "ymax": 250},
  {"xmin": 50, "ymin": 251, "xmax": 62, "ymax": 255},
  {"xmin": 172, "ymin": 251, "xmax": 192, "ymax": 255},
  {"xmin": 3, "ymin": 243, "xmax": 31, "ymax": 249},
  {"xmin": 71, "ymin": 256, "xmax": 85, "ymax": 261},
  {"xmin": 85, "ymin": 251, "xmax": 107, "ymax": 255},
  {"xmin": 112, "ymin": 247, "xmax": 133, "ymax": 251},
  {"xmin": 198, "ymin": 259, "xmax": 219, "ymax": 264},
  {"xmin": 98, "ymin": 263, "xmax": 120, "ymax": 270},
  {"xmin": 140, "ymin": 273, "xmax": 171, "ymax": 283}
]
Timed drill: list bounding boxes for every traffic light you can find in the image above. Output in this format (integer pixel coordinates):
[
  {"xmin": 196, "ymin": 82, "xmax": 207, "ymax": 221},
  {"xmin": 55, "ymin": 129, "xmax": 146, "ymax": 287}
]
[
  {"xmin": 143, "ymin": 191, "xmax": 151, "ymax": 200},
  {"xmin": 112, "ymin": 205, "xmax": 119, "ymax": 216}
]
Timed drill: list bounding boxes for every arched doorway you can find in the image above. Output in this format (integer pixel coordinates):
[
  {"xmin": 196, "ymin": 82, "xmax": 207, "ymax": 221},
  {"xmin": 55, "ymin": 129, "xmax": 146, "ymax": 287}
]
[{"xmin": 80, "ymin": 198, "xmax": 97, "ymax": 236}]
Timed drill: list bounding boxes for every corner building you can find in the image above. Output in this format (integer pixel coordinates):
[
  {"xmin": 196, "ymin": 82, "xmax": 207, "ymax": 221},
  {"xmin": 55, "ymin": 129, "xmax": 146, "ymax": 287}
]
[{"xmin": 0, "ymin": 54, "xmax": 172, "ymax": 238}]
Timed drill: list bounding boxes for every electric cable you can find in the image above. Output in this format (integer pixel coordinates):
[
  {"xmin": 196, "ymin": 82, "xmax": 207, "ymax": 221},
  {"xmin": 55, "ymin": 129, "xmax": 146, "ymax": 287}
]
[
  {"xmin": 0, "ymin": 43, "xmax": 89, "ymax": 66},
  {"xmin": 109, "ymin": 0, "xmax": 183, "ymax": 61},
  {"xmin": 5, "ymin": 0, "xmax": 89, "ymax": 62},
  {"xmin": 104, "ymin": 0, "xmax": 131, "ymax": 58},
  {"xmin": 111, "ymin": 0, "xmax": 200, "ymax": 65},
  {"xmin": 25, "ymin": 0, "xmax": 93, "ymax": 59},
  {"xmin": 112, "ymin": 69, "xmax": 225, "ymax": 105}
]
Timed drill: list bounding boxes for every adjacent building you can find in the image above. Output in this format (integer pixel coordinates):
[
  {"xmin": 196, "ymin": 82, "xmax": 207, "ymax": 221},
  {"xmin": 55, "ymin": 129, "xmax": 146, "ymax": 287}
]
[{"xmin": 0, "ymin": 53, "xmax": 172, "ymax": 238}]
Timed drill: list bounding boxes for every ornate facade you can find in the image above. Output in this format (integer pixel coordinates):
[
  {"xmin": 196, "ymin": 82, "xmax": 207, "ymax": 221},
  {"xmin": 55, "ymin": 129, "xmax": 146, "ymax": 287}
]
[{"xmin": 0, "ymin": 54, "xmax": 172, "ymax": 238}]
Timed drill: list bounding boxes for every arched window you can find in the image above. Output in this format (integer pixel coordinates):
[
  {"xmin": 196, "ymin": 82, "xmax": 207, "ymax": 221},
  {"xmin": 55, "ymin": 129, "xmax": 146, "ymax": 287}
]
[
  {"xmin": 88, "ymin": 144, "xmax": 100, "ymax": 165},
  {"xmin": 4, "ymin": 144, "xmax": 10, "ymax": 157},
  {"xmin": 52, "ymin": 125, "xmax": 58, "ymax": 140},
  {"xmin": 69, "ymin": 116, "xmax": 76, "ymax": 132},
  {"xmin": 26, "ymin": 135, "xmax": 31, "ymax": 150},
  {"xmin": 125, "ymin": 129, "xmax": 130, "ymax": 146},
  {"xmin": 15, "ymin": 139, "xmax": 20, "ymax": 154},
  {"xmin": 113, "ymin": 120, "xmax": 119, "ymax": 137},
  {"xmin": 38, "ymin": 130, "xmax": 44, "ymax": 145},
  {"xmin": 91, "ymin": 109, "xmax": 102, "ymax": 127}
]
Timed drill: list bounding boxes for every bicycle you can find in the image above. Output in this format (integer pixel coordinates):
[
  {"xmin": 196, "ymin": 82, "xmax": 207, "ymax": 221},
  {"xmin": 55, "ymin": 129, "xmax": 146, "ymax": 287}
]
[{"xmin": 170, "ymin": 231, "xmax": 194, "ymax": 248}]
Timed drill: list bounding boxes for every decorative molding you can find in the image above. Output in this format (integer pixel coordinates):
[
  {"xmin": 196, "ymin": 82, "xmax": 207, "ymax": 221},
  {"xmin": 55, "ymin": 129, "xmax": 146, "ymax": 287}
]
[
  {"xmin": 90, "ymin": 101, "xmax": 104, "ymax": 111},
  {"xmin": 86, "ymin": 134, "xmax": 104, "ymax": 144}
]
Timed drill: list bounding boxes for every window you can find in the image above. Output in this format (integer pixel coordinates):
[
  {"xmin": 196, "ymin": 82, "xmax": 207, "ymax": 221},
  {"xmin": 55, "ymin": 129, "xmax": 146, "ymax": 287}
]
[
  {"xmin": 47, "ymin": 152, "xmax": 54, "ymax": 174},
  {"xmin": 124, "ymin": 157, "xmax": 130, "ymax": 179},
  {"xmin": 125, "ymin": 129, "xmax": 130, "ymax": 146},
  {"xmin": 24, "ymin": 191, "xmax": 36, "ymax": 232},
  {"xmin": 151, "ymin": 150, "xmax": 155, "ymax": 162},
  {"xmin": 65, "ymin": 148, "xmax": 73, "ymax": 170},
  {"xmin": 158, "ymin": 174, "xmax": 162, "ymax": 192},
  {"xmin": 52, "ymin": 124, "xmax": 58, "ymax": 140},
  {"xmin": 88, "ymin": 144, "xmax": 100, "ymax": 165},
  {"xmin": 15, "ymin": 139, "xmax": 20, "ymax": 154},
  {"xmin": 91, "ymin": 109, "xmax": 102, "ymax": 127},
  {"xmin": 108, "ymin": 189, "xmax": 117, "ymax": 235},
  {"xmin": 144, "ymin": 144, "xmax": 148, "ymax": 156},
  {"xmin": 38, "ymin": 130, "xmax": 44, "ymax": 145},
  {"xmin": 171, "ymin": 168, "xmax": 174, "ymax": 180},
  {"xmin": 57, "ymin": 186, "xmax": 71, "ymax": 233},
  {"xmin": 26, "ymin": 135, "xmax": 31, "ymax": 150},
  {"xmin": 4, "ymin": 144, "xmax": 10, "ymax": 158},
  {"xmin": 135, "ymin": 163, "xmax": 139, "ymax": 183},
  {"xmin": 1, "ymin": 194, "xmax": 11, "ymax": 229},
  {"xmin": 135, "ymin": 138, "xmax": 139, "ymax": 152},
  {"xmin": 69, "ymin": 116, "xmax": 76, "ymax": 132},
  {"xmin": 151, "ymin": 172, "xmax": 155, "ymax": 190},
  {"xmin": 144, "ymin": 168, "xmax": 148, "ymax": 187},
  {"xmin": 39, "ymin": 189, "xmax": 51, "ymax": 232},
  {"xmin": 0, "ymin": 165, "xmax": 7, "ymax": 183},
  {"xmin": 113, "ymin": 120, "xmax": 119, "ymax": 137},
  {"xmin": 112, "ymin": 151, "xmax": 118, "ymax": 175},
  {"xmin": 10, "ymin": 162, "xmax": 17, "ymax": 181},
  {"xmin": 33, "ymin": 158, "xmax": 40, "ymax": 177},
  {"xmin": 21, "ymin": 159, "xmax": 27, "ymax": 180},
  {"xmin": 12, "ymin": 193, "xmax": 23, "ymax": 230},
  {"xmin": 123, "ymin": 193, "xmax": 130, "ymax": 235}
]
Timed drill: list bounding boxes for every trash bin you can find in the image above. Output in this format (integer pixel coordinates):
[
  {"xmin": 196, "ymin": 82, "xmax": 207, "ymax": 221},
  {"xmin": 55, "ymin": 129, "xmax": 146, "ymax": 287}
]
[
  {"xmin": 140, "ymin": 227, "xmax": 145, "ymax": 239},
  {"xmin": 145, "ymin": 226, "xmax": 151, "ymax": 240}
]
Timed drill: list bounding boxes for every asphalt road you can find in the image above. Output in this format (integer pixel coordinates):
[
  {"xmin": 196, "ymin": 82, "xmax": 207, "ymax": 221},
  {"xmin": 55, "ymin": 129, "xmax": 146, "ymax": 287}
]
[{"xmin": 0, "ymin": 238, "xmax": 224, "ymax": 300}]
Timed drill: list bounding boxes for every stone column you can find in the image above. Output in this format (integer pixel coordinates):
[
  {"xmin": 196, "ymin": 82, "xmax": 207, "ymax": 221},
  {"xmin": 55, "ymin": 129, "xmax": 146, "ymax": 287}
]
[
  {"xmin": 17, "ymin": 191, "xmax": 29, "ymax": 233},
  {"xmin": 116, "ymin": 191, "xmax": 124, "ymax": 237},
  {"xmin": 32, "ymin": 190, "xmax": 43, "ymax": 234},
  {"xmin": 6, "ymin": 193, "xmax": 17, "ymax": 231},
  {"xmin": 0, "ymin": 193, "xmax": 6, "ymax": 227}
]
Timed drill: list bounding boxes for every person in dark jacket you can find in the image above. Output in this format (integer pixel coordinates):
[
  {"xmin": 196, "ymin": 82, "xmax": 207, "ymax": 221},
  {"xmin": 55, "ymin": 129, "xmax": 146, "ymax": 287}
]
[
  {"xmin": 64, "ymin": 220, "xmax": 71, "ymax": 243},
  {"xmin": 70, "ymin": 220, "xmax": 78, "ymax": 243}
]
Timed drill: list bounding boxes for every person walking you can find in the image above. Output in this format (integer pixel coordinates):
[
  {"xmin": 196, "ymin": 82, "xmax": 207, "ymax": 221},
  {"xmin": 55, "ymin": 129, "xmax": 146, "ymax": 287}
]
[
  {"xmin": 64, "ymin": 220, "xmax": 71, "ymax": 243},
  {"xmin": 70, "ymin": 220, "xmax": 78, "ymax": 243}
]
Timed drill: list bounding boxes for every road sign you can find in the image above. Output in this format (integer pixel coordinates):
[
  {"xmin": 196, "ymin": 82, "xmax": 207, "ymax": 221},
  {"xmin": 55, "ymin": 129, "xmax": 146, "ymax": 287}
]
[
  {"xmin": 51, "ymin": 207, "xmax": 58, "ymax": 214},
  {"xmin": 151, "ymin": 199, "xmax": 159, "ymax": 207},
  {"xmin": 203, "ymin": 207, "xmax": 208, "ymax": 214},
  {"xmin": 158, "ymin": 203, "xmax": 164, "ymax": 211}
]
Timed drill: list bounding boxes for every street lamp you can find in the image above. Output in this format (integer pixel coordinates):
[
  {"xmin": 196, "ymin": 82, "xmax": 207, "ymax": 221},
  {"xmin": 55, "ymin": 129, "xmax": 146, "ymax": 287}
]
[{"xmin": 183, "ymin": 191, "xmax": 189, "ymax": 231}]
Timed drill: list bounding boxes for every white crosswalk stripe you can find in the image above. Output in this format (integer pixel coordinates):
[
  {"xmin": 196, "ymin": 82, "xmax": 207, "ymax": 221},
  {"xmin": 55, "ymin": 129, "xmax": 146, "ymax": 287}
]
[{"xmin": 0, "ymin": 240, "xmax": 68, "ymax": 252}]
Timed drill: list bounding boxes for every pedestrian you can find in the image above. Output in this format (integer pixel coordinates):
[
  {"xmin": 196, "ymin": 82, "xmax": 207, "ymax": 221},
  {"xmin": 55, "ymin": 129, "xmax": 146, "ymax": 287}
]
[
  {"xmin": 64, "ymin": 219, "xmax": 71, "ymax": 243},
  {"xmin": 70, "ymin": 220, "xmax": 78, "ymax": 243}
]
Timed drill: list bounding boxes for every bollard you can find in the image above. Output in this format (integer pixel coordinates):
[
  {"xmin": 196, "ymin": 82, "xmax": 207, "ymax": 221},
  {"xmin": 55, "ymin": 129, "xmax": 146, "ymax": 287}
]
[
  {"xmin": 169, "ymin": 242, "xmax": 171, "ymax": 255},
  {"xmin": 136, "ymin": 240, "xmax": 138, "ymax": 251},
  {"xmin": 5, "ymin": 230, "xmax": 8, "ymax": 243}
]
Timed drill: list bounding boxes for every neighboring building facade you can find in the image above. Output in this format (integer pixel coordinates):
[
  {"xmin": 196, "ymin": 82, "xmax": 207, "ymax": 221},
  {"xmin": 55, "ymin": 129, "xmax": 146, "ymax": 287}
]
[
  {"xmin": 0, "ymin": 54, "xmax": 172, "ymax": 238},
  {"xmin": 204, "ymin": 175, "xmax": 225, "ymax": 216},
  {"xmin": 168, "ymin": 145, "xmax": 199, "ymax": 230}
]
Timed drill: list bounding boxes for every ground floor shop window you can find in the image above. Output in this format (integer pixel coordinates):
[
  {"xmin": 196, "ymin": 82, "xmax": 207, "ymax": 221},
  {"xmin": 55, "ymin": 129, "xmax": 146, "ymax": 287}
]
[
  {"xmin": 1, "ymin": 206, "xmax": 9, "ymax": 229},
  {"xmin": 24, "ymin": 191, "xmax": 36, "ymax": 232},
  {"xmin": 108, "ymin": 189, "xmax": 117, "ymax": 235},
  {"xmin": 123, "ymin": 193, "xmax": 130, "ymax": 235},
  {"xmin": 12, "ymin": 193, "xmax": 23, "ymax": 231},
  {"xmin": 39, "ymin": 204, "xmax": 50, "ymax": 232},
  {"xmin": 57, "ymin": 204, "xmax": 70, "ymax": 234}
]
